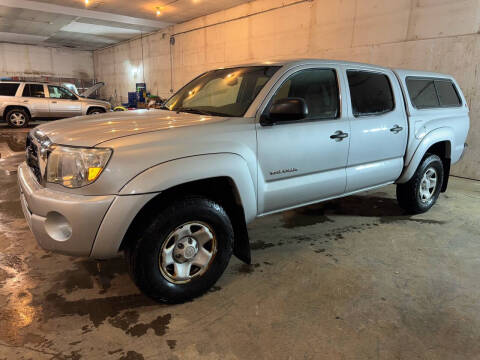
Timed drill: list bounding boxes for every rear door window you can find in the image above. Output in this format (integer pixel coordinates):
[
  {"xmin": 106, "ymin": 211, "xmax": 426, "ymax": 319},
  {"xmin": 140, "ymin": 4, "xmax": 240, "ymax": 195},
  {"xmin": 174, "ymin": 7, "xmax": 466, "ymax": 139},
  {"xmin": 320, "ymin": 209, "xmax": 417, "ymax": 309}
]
[
  {"xmin": 22, "ymin": 84, "xmax": 45, "ymax": 98},
  {"xmin": 435, "ymin": 80, "xmax": 461, "ymax": 107},
  {"xmin": 347, "ymin": 70, "xmax": 394, "ymax": 116},
  {"xmin": 0, "ymin": 83, "xmax": 20, "ymax": 96}
]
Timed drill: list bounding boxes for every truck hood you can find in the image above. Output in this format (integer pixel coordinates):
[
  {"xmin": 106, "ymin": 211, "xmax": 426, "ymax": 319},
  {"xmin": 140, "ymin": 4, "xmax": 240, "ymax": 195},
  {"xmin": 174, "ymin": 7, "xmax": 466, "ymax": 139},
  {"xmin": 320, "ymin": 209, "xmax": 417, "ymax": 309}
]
[{"xmin": 34, "ymin": 109, "xmax": 225, "ymax": 147}]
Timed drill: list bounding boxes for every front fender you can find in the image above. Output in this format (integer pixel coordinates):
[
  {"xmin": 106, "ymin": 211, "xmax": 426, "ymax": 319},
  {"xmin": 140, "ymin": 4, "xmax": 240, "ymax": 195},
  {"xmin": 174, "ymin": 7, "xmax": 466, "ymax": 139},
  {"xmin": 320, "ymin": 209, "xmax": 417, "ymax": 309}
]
[
  {"xmin": 91, "ymin": 153, "xmax": 257, "ymax": 259},
  {"xmin": 397, "ymin": 127, "xmax": 453, "ymax": 183},
  {"xmin": 119, "ymin": 153, "xmax": 257, "ymax": 223}
]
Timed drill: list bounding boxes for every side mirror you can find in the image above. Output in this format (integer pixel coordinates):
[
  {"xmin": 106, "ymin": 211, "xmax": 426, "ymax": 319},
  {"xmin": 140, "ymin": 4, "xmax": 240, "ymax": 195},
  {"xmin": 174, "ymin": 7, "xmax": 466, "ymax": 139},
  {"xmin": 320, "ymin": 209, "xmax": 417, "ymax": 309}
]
[{"xmin": 262, "ymin": 97, "xmax": 308, "ymax": 125}]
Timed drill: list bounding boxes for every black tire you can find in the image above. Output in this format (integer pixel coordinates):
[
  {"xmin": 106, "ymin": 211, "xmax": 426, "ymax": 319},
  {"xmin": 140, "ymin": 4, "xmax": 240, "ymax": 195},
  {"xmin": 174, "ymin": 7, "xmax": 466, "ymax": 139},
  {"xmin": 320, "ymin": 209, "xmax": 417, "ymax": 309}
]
[
  {"xmin": 6, "ymin": 108, "xmax": 30, "ymax": 128},
  {"xmin": 396, "ymin": 154, "xmax": 444, "ymax": 214},
  {"xmin": 125, "ymin": 196, "xmax": 234, "ymax": 304},
  {"xmin": 87, "ymin": 107, "xmax": 106, "ymax": 115}
]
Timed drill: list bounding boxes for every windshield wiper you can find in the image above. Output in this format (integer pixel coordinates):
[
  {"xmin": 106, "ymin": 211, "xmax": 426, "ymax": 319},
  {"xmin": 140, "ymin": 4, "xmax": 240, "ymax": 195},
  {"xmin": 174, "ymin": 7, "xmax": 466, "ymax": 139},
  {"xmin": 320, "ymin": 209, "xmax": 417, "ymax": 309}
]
[{"xmin": 175, "ymin": 107, "xmax": 227, "ymax": 117}]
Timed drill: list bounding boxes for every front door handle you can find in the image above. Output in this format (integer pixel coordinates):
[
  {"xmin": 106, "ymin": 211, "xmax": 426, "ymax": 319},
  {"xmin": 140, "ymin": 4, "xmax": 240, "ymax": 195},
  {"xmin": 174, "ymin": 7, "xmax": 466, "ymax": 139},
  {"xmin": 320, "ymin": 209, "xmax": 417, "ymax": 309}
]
[
  {"xmin": 330, "ymin": 130, "xmax": 349, "ymax": 141},
  {"xmin": 390, "ymin": 125, "xmax": 403, "ymax": 134},
  {"xmin": 51, "ymin": 101, "xmax": 57, "ymax": 104},
  {"xmin": 23, "ymin": 100, "xmax": 29, "ymax": 103}
]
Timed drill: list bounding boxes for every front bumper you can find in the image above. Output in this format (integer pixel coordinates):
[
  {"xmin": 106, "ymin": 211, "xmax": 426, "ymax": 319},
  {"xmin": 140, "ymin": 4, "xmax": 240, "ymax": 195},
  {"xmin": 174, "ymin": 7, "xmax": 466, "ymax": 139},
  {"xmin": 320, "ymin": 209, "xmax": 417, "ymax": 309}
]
[{"xmin": 18, "ymin": 162, "xmax": 115, "ymax": 256}]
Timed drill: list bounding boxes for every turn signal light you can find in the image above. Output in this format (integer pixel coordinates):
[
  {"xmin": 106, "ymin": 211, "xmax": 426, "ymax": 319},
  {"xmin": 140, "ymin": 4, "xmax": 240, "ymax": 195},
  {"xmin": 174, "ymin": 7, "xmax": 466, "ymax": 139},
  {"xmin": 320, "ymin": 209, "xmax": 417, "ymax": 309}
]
[{"xmin": 88, "ymin": 167, "xmax": 103, "ymax": 181}]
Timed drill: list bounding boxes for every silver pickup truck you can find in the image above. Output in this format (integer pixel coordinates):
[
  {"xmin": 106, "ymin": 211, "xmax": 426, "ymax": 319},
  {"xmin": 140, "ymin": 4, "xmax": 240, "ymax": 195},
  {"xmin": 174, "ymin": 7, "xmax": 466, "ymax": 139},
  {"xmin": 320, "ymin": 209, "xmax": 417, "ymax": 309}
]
[
  {"xmin": 17, "ymin": 59, "xmax": 469, "ymax": 303},
  {"xmin": 0, "ymin": 81, "xmax": 111, "ymax": 128}
]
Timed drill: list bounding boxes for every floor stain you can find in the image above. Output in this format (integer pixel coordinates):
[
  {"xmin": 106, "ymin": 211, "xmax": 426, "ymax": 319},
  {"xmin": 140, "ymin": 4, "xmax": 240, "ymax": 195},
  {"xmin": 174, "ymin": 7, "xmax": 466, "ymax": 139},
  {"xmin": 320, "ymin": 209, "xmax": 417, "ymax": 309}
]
[
  {"xmin": 380, "ymin": 216, "xmax": 446, "ymax": 225},
  {"xmin": 126, "ymin": 314, "xmax": 172, "ymax": 337},
  {"xmin": 0, "ymin": 133, "xmax": 27, "ymax": 153},
  {"xmin": 119, "ymin": 351, "xmax": 145, "ymax": 360},
  {"xmin": 0, "ymin": 200, "xmax": 23, "ymax": 219},
  {"xmin": 38, "ymin": 293, "xmax": 157, "ymax": 327},
  {"xmin": 0, "ymin": 267, "xmax": 13, "ymax": 287},
  {"xmin": 250, "ymin": 240, "xmax": 275, "ymax": 250},
  {"xmin": 293, "ymin": 235, "xmax": 313, "ymax": 243},
  {"xmin": 280, "ymin": 195, "xmax": 448, "ymax": 228},
  {"xmin": 166, "ymin": 339, "xmax": 177, "ymax": 350},
  {"xmin": 108, "ymin": 349, "xmax": 123, "ymax": 355},
  {"xmin": 57, "ymin": 258, "xmax": 128, "ymax": 295},
  {"xmin": 109, "ymin": 311, "xmax": 140, "ymax": 331},
  {"xmin": 282, "ymin": 206, "xmax": 334, "ymax": 228}
]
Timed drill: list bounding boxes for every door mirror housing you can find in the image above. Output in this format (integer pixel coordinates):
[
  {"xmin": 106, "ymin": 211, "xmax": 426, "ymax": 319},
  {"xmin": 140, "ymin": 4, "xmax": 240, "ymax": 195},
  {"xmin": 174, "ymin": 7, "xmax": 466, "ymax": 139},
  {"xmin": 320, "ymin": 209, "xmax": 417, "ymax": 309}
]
[{"xmin": 262, "ymin": 97, "xmax": 308, "ymax": 125}]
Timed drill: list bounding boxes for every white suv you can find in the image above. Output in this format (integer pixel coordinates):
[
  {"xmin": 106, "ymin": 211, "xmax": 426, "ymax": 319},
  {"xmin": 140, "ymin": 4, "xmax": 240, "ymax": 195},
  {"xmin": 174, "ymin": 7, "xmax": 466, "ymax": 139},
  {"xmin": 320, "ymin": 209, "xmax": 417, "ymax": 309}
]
[{"xmin": 0, "ymin": 81, "xmax": 111, "ymax": 128}]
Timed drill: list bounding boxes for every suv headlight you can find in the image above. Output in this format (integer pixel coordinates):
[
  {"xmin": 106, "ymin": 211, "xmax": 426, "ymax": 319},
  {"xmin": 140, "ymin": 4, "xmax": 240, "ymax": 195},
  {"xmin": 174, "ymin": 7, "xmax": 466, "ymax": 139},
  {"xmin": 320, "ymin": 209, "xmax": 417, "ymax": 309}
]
[{"xmin": 46, "ymin": 146, "xmax": 112, "ymax": 188}]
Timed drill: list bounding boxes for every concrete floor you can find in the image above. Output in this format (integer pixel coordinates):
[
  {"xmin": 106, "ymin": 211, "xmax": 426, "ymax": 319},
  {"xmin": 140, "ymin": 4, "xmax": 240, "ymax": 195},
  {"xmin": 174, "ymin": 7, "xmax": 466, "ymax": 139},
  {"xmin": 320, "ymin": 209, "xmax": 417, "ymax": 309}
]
[{"xmin": 0, "ymin": 124, "xmax": 480, "ymax": 360}]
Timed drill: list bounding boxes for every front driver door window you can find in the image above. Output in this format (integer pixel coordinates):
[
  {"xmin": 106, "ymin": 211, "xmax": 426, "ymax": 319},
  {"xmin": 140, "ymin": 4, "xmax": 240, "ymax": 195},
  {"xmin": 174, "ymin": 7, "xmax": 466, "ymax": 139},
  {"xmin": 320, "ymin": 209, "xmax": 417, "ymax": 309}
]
[{"xmin": 256, "ymin": 67, "xmax": 350, "ymax": 214}]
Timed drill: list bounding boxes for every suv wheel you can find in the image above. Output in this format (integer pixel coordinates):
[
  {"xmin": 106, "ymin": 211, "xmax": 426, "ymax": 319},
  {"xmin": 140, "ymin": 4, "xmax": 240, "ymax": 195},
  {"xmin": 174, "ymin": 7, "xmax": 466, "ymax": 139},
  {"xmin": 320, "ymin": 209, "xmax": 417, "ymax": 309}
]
[
  {"xmin": 87, "ymin": 107, "xmax": 105, "ymax": 115},
  {"xmin": 125, "ymin": 196, "xmax": 234, "ymax": 303},
  {"xmin": 396, "ymin": 154, "xmax": 444, "ymax": 214},
  {"xmin": 6, "ymin": 108, "xmax": 30, "ymax": 128}
]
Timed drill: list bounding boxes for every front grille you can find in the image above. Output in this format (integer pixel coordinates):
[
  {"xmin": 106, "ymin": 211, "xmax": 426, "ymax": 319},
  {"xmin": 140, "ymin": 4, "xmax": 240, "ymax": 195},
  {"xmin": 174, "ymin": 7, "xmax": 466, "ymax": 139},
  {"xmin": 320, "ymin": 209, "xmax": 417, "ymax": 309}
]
[{"xmin": 26, "ymin": 134, "xmax": 42, "ymax": 183}]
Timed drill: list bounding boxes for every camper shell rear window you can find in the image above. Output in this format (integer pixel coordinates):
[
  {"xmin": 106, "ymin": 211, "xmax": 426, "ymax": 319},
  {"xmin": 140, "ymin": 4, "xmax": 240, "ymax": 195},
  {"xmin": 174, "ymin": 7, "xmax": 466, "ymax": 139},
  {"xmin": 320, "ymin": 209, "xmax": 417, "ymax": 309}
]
[{"xmin": 406, "ymin": 77, "xmax": 462, "ymax": 109}]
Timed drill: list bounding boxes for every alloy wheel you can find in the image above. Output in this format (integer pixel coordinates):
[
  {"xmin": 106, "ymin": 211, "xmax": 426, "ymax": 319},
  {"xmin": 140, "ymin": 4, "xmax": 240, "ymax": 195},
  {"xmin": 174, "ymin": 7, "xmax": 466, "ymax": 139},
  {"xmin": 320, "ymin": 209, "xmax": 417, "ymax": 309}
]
[
  {"xmin": 419, "ymin": 167, "xmax": 438, "ymax": 203},
  {"xmin": 9, "ymin": 112, "xmax": 26, "ymax": 127},
  {"xmin": 159, "ymin": 221, "xmax": 217, "ymax": 284}
]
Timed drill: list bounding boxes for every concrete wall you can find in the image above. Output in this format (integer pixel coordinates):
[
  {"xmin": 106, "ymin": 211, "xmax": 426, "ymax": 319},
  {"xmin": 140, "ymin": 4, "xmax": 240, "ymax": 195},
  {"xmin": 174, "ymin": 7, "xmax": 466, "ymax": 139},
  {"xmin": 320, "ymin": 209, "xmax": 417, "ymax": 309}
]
[
  {"xmin": 0, "ymin": 43, "xmax": 94, "ymax": 80},
  {"xmin": 94, "ymin": 0, "xmax": 480, "ymax": 180}
]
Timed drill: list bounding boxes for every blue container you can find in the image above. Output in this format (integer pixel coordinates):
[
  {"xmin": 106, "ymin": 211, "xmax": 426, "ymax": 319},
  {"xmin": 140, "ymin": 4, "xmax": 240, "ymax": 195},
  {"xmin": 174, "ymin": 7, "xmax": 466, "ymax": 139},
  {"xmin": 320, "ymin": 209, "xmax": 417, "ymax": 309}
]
[{"xmin": 128, "ymin": 92, "xmax": 137, "ymax": 107}]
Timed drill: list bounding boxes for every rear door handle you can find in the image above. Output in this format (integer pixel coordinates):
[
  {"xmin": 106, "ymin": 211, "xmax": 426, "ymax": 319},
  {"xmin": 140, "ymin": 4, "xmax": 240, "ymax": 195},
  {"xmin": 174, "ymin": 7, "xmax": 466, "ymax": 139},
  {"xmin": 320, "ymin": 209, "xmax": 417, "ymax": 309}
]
[
  {"xmin": 330, "ymin": 130, "xmax": 349, "ymax": 141},
  {"xmin": 390, "ymin": 125, "xmax": 403, "ymax": 133},
  {"xmin": 23, "ymin": 100, "xmax": 29, "ymax": 103}
]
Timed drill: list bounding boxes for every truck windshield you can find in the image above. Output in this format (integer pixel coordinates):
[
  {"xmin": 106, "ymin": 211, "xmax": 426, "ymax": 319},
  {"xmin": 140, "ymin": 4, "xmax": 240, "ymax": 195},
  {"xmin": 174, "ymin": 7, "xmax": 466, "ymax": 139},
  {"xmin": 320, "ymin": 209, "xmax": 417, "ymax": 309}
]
[{"xmin": 164, "ymin": 66, "xmax": 280, "ymax": 117}]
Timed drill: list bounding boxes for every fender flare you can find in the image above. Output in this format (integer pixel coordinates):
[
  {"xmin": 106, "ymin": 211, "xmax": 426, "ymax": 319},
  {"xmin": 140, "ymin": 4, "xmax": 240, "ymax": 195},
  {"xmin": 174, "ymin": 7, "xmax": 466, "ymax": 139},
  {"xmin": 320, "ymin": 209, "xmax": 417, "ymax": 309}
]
[
  {"xmin": 119, "ymin": 153, "xmax": 257, "ymax": 222},
  {"xmin": 397, "ymin": 127, "xmax": 453, "ymax": 183}
]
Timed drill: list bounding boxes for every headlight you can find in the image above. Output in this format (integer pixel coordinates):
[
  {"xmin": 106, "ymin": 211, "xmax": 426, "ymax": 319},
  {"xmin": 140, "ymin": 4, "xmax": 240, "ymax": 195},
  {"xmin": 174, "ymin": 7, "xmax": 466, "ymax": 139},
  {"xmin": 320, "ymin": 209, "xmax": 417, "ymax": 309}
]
[{"xmin": 47, "ymin": 146, "xmax": 112, "ymax": 188}]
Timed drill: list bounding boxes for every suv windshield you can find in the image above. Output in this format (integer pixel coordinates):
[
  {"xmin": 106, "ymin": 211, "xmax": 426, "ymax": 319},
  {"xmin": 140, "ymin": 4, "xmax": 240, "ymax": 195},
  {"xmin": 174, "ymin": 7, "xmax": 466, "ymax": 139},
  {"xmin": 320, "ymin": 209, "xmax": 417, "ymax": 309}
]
[{"xmin": 164, "ymin": 66, "xmax": 280, "ymax": 117}]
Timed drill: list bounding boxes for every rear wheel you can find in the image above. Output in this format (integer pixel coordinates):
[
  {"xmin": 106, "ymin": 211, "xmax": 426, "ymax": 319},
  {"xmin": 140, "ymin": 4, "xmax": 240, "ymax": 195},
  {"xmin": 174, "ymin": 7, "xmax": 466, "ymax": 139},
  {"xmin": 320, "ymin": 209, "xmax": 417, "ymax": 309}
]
[
  {"xmin": 125, "ymin": 196, "xmax": 233, "ymax": 303},
  {"xmin": 6, "ymin": 108, "xmax": 30, "ymax": 128},
  {"xmin": 396, "ymin": 154, "xmax": 444, "ymax": 214}
]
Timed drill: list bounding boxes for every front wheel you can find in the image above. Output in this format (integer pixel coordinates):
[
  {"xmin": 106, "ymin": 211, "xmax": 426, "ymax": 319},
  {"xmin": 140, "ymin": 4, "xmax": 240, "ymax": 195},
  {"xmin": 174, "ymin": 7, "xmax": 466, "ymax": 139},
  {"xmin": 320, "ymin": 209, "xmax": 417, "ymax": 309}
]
[
  {"xmin": 87, "ymin": 107, "xmax": 106, "ymax": 115},
  {"xmin": 396, "ymin": 154, "xmax": 444, "ymax": 214},
  {"xmin": 6, "ymin": 108, "xmax": 30, "ymax": 128},
  {"xmin": 125, "ymin": 197, "xmax": 234, "ymax": 303}
]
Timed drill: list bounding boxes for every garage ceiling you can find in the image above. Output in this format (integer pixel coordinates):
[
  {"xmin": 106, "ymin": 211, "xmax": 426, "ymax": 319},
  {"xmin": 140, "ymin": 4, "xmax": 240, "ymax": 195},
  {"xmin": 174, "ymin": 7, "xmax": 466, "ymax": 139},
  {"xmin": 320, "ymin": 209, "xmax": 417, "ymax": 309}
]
[{"xmin": 0, "ymin": 0, "xmax": 251, "ymax": 50}]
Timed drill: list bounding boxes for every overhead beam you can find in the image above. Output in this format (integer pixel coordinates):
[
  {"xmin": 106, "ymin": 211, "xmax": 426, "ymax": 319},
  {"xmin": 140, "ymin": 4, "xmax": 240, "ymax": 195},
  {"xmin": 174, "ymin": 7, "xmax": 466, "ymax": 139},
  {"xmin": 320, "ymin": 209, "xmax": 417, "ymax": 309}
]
[
  {"xmin": 0, "ymin": 0, "xmax": 172, "ymax": 28},
  {"xmin": 0, "ymin": 32, "xmax": 48, "ymax": 43}
]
